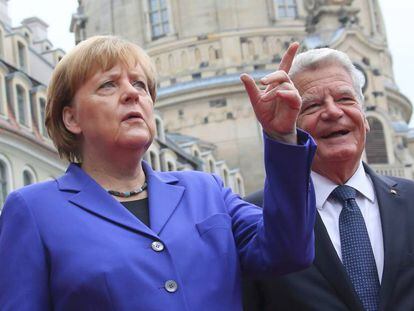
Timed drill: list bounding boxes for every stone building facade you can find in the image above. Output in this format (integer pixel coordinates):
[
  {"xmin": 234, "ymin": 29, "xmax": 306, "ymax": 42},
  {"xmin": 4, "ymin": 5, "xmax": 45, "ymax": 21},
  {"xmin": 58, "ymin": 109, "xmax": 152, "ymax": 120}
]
[
  {"xmin": 0, "ymin": 0, "xmax": 244, "ymax": 210},
  {"xmin": 71, "ymin": 0, "xmax": 414, "ymax": 193},
  {"xmin": 0, "ymin": 3, "xmax": 66, "ymax": 209}
]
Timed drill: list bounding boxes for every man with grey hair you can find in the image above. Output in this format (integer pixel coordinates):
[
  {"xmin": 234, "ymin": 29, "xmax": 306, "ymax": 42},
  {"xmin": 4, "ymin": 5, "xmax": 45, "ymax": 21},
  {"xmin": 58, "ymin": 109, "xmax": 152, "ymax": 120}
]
[{"xmin": 243, "ymin": 48, "xmax": 414, "ymax": 311}]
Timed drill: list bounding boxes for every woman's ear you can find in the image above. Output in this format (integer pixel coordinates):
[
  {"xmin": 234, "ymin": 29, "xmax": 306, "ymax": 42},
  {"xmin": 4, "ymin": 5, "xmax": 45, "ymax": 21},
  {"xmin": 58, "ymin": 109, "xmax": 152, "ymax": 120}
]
[{"xmin": 62, "ymin": 106, "xmax": 82, "ymax": 135}]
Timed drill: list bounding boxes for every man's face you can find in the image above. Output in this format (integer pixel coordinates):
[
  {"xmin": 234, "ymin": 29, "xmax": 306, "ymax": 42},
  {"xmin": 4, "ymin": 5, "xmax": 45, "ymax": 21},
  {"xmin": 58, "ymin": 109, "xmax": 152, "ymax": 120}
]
[{"xmin": 294, "ymin": 65, "xmax": 369, "ymax": 173}]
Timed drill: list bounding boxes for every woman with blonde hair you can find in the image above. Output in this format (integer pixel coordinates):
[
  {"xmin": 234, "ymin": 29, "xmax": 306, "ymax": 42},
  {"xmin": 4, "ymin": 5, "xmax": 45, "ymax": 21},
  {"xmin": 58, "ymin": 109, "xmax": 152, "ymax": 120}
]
[{"xmin": 0, "ymin": 36, "xmax": 315, "ymax": 310}]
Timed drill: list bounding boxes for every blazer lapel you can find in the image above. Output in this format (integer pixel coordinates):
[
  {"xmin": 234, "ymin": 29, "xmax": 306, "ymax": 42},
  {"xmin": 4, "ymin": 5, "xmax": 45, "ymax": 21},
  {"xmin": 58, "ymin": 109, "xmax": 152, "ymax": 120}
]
[
  {"xmin": 313, "ymin": 213, "xmax": 365, "ymax": 311},
  {"xmin": 57, "ymin": 163, "xmax": 157, "ymax": 239},
  {"xmin": 364, "ymin": 164, "xmax": 406, "ymax": 311},
  {"xmin": 143, "ymin": 162, "xmax": 185, "ymax": 235}
]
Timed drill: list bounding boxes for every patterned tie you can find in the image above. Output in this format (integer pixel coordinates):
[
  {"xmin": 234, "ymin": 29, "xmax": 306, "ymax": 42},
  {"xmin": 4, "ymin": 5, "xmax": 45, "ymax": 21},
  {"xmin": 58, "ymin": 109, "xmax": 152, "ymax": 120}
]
[{"xmin": 331, "ymin": 185, "xmax": 380, "ymax": 311}]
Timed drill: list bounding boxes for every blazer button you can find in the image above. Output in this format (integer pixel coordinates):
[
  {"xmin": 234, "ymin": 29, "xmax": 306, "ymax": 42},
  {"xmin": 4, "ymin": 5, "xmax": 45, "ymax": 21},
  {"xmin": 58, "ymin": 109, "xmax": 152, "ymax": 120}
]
[
  {"xmin": 151, "ymin": 241, "xmax": 165, "ymax": 252},
  {"xmin": 164, "ymin": 280, "xmax": 178, "ymax": 293}
]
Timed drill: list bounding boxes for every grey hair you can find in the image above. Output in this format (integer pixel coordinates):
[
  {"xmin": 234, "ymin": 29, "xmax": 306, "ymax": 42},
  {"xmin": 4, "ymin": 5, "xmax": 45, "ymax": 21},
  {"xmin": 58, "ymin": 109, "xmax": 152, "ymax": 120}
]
[{"xmin": 289, "ymin": 48, "xmax": 364, "ymax": 102}]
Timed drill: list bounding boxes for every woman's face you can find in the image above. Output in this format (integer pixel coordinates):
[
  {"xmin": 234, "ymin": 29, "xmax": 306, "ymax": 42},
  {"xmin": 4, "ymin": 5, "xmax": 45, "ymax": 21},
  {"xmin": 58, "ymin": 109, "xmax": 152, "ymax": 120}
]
[{"xmin": 64, "ymin": 62, "xmax": 156, "ymax": 157}]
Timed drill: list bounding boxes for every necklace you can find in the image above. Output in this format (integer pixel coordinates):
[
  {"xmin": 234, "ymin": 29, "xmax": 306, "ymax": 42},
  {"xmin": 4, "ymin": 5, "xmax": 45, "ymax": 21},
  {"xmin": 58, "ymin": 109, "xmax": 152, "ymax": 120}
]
[{"xmin": 107, "ymin": 181, "xmax": 148, "ymax": 198}]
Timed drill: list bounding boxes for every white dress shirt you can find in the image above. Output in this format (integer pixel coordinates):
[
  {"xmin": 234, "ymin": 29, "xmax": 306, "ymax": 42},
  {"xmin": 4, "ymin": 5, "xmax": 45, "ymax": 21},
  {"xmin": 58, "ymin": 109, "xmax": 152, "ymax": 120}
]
[{"xmin": 312, "ymin": 162, "xmax": 384, "ymax": 282}]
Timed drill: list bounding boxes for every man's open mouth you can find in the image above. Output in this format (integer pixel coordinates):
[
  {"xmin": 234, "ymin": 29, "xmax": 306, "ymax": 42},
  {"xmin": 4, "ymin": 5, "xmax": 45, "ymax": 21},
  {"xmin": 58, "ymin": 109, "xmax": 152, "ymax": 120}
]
[{"xmin": 321, "ymin": 129, "xmax": 350, "ymax": 139}]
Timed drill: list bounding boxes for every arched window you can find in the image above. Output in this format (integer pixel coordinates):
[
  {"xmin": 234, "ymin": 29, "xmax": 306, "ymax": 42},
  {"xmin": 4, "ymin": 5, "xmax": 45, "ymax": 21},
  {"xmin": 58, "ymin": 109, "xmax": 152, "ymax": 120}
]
[
  {"xmin": 155, "ymin": 118, "xmax": 162, "ymax": 137},
  {"xmin": 167, "ymin": 161, "xmax": 175, "ymax": 171},
  {"xmin": 366, "ymin": 117, "xmax": 388, "ymax": 164},
  {"xmin": 17, "ymin": 41, "xmax": 27, "ymax": 70},
  {"xmin": 149, "ymin": 0, "xmax": 170, "ymax": 39},
  {"xmin": 155, "ymin": 117, "xmax": 165, "ymax": 141},
  {"xmin": 0, "ymin": 74, "xmax": 5, "ymax": 115},
  {"xmin": 16, "ymin": 85, "xmax": 28, "ymax": 126},
  {"xmin": 236, "ymin": 177, "xmax": 243, "ymax": 195},
  {"xmin": 194, "ymin": 48, "xmax": 202, "ymax": 65},
  {"xmin": 150, "ymin": 151, "xmax": 159, "ymax": 170},
  {"xmin": 223, "ymin": 169, "xmax": 229, "ymax": 187},
  {"xmin": 208, "ymin": 159, "xmax": 215, "ymax": 173},
  {"xmin": 275, "ymin": 0, "xmax": 298, "ymax": 19},
  {"xmin": 0, "ymin": 160, "xmax": 8, "ymax": 208},
  {"xmin": 23, "ymin": 170, "xmax": 34, "ymax": 186},
  {"xmin": 38, "ymin": 98, "xmax": 47, "ymax": 136},
  {"xmin": 0, "ymin": 28, "xmax": 4, "ymax": 57}
]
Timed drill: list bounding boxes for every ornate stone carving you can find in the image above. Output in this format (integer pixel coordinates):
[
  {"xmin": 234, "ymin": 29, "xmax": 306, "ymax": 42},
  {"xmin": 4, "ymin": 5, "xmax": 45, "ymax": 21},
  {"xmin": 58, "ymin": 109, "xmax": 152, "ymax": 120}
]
[{"xmin": 304, "ymin": 0, "xmax": 358, "ymax": 33}]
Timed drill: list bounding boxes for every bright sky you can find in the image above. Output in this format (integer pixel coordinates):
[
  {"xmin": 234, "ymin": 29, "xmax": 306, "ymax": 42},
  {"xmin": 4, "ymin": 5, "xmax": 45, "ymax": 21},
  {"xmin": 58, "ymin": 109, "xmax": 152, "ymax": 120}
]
[{"xmin": 7, "ymin": 0, "xmax": 414, "ymax": 124}]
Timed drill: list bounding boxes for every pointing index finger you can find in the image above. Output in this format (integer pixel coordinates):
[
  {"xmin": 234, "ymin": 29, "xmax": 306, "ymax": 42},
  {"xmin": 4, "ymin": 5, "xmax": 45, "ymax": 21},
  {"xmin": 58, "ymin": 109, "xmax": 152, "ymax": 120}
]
[{"xmin": 278, "ymin": 42, "xmax": 300, "ymax": 73}]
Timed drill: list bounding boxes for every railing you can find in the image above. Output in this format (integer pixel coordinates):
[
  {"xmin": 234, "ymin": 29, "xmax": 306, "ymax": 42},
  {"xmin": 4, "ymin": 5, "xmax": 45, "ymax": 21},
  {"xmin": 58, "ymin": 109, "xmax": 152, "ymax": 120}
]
[{"xmin": 370, "ymin": 164, "xmax": 411, "ymax": 179}]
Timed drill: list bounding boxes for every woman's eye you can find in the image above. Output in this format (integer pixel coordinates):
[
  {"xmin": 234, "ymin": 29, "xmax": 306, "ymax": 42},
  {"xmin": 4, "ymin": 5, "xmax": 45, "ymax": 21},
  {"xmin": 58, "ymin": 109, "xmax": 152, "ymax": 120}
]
[
  {"xmin": 99, "ymin": 81, "xmax": 116, "ymax": 89},
  {"xmin": 132, "ymin": 80, "xmax": 147, "ymax": 90}
]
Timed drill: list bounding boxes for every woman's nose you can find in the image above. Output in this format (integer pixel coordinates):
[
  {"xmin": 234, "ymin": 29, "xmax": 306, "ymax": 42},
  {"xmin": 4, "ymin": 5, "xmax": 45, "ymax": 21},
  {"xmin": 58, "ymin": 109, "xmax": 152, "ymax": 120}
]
[{"xmin": 121, "ymin": 82, "xmax": 140, "ymax": 104}]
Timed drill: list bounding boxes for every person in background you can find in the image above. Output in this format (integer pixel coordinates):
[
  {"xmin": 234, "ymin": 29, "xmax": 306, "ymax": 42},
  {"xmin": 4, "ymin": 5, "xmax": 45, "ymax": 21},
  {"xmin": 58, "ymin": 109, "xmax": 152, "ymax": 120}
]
[
  {"xmin": 0, "ymin": 36, "xmax": 316, "ymax": 310},
  {"xmin": 243, "ymin": 48, "xmax": 414, "ymax": 311}
]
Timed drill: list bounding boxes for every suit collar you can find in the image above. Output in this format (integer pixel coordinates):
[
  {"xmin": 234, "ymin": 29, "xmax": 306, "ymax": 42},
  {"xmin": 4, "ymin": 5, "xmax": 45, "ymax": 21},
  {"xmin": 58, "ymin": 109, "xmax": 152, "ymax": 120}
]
[
  {"xmin": 312, "ymin": 162, "xmax": 375, "ymax": 211},
  {"xmin": 314, "ymin": 163, "xmax": 405, "ymax": 311},
  {"xmin": 57, "ymin": 162, "xmax": 185, "ymax": 238}
]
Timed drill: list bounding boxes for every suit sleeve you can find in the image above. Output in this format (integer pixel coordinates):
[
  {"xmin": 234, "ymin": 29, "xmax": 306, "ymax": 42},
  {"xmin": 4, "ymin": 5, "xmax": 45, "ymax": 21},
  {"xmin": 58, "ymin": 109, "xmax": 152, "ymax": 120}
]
[
  {"xmin": 221, "ymin": 129, "xmax": 316, "ymax": 278},
  {"xmin": 0, "ymin": 192, "xmax": 51, "ymax": 310}
]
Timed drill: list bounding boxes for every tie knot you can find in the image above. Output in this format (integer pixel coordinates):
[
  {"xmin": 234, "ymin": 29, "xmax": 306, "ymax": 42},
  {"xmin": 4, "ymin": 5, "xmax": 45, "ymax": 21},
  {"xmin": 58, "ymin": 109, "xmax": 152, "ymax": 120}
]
[{"xmin": 331, "ymin": 185, "xmax": 357, "ymax": 202}]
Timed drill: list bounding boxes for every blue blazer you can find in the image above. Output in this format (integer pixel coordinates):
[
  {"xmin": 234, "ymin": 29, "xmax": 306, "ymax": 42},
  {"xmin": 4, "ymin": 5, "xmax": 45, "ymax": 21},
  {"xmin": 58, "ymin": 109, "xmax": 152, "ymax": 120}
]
[{"xmin": 0, "ymin": 132, "xmax": 316, "ymax": 311}]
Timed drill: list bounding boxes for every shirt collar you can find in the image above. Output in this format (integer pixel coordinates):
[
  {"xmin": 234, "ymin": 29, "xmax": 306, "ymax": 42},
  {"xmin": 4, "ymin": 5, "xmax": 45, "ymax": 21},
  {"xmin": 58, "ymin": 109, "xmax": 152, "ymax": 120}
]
[{"xmin": 311, "ymin": 162, "xmax": 375, "ymax": 211}]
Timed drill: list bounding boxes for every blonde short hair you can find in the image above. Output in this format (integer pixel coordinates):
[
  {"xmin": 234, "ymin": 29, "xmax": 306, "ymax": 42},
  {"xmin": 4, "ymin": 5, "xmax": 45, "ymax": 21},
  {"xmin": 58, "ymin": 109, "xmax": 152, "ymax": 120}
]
[{"xmin": 45, "ymin": 36, "xmax": 157, "ymax": 162}]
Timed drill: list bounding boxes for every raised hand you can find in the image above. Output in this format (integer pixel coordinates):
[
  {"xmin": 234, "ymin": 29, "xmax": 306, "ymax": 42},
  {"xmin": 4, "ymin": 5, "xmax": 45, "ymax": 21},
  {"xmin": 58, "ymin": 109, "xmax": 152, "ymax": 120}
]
[{"xmin": 240, "ymin": 42, "xmax": 301, "ymax": 143}]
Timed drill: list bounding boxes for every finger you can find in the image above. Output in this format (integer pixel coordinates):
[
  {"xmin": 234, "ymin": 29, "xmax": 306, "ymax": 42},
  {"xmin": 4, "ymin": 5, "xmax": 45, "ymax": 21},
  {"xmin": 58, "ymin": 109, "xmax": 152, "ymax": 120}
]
[
  {"xmin": 272, "ymin": 90, "xmax": 302, "ymax": 110},
  {"xmin": 260, "ymin": 70, "xmax": 291, "ymax": 85},
  {"xmin": 262, "ymin": 82, "xmax": 296, "ymax": 101},
  {"xmin": 278, "ymin": 42, "xmax": 300, "ymax": 73},
  {"xmin": 240, "ymin": 73, "xmax": 261, "ymax": 104}
]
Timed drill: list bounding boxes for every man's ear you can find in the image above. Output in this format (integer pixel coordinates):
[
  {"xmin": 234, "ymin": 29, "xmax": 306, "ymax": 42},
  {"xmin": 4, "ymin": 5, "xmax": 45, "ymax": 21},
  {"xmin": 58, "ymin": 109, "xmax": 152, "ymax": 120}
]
[
  {"xmin": 62, "ymin": 106, "xmax": 82, "ymax": 135},
  {"xmin": 364, "ymin": 116, "xmax": 370, "ymax": 133}
]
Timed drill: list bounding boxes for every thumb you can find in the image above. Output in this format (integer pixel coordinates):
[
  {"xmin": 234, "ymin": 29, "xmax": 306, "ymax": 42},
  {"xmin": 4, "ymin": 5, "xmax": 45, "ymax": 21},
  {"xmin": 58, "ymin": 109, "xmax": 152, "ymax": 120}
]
[{"xmin": 240, "ymin": 73, "xmax": 261, "ymax": 104}]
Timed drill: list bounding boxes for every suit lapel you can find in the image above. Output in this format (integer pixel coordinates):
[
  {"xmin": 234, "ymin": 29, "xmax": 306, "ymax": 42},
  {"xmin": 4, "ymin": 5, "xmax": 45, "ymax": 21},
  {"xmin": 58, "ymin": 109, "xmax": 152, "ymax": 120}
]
[
  {"xmin": 364, "ymin": 165, "xmax": 405, "ymax": 311},
  {"xmin": 313, "ymin": 213, "xmax": 365, "ymax": 310},
  {"xmin": 312, "ymin": 164, "xmax": 407, "ymax": 310},
  {"xmin": 143, "ymin": 161, "xmax": 185, "ymax": 235},
  {"xmin": 58, "ymin": 163, "xmax": 157, "ymax": 239}
]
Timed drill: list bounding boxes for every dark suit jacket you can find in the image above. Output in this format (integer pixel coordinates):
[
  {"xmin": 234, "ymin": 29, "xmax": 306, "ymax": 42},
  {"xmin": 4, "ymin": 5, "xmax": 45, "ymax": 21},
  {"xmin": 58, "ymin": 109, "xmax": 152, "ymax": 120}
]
[{"xmin": 243, "ymin": 163, "xmax": 414, "ymax": 311}]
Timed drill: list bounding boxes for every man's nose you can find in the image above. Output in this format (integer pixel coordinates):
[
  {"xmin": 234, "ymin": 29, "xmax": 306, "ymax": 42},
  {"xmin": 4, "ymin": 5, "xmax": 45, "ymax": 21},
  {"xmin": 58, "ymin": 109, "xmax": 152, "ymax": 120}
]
[{"xmin": 321, "ymin": 99, "xmax": 343, "ymax": 120}]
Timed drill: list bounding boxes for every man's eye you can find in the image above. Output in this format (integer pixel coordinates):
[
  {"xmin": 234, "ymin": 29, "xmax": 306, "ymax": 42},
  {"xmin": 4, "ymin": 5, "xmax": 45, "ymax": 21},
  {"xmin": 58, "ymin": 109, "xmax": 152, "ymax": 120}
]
[
  {"xmin": 337, "ymin": 97, "xmax": 355, "ymax": 103},
  {"xmin": 302, "ymin": 103, "xmax": 320, "ymax": 114},
  {"xmin": 99, "ymin": 81, "xmax": 116, "ymax": 89}
]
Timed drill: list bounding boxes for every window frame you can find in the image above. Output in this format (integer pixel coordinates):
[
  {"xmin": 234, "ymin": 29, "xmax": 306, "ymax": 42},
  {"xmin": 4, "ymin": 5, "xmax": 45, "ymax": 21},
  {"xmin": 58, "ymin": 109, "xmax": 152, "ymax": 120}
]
[
  {"xmin": 274, "ymin": 0, "xmax": 298, "ymax": 19},
  {"xmin": 148, "ymin": 0, "xmax": 171, "ymax": 40},
  {"xmin": 0, "ymin": 154, "xmax": 13, "ymax": 210},
  {"xmin": 6, "ymin": 72, "xmax": 34, "ymax": 130},
  {"xmin": 22, "ymin": 165, "xmax": 37, "ymax": 186},
  {"xmin": 0, "ymin": 64, "xmax": 8, "ymax": 117}
]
